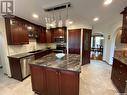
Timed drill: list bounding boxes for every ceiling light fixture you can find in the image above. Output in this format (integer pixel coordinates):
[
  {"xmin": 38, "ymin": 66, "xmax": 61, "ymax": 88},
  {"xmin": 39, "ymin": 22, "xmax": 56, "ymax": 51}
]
[
  {"xmin": 104, "ymin": 0, "xmax": 112, "ymax": 5},
  {"xmin": 32, "ymin": 14, "xmax": 39, "ymax": 18},
  {"xmin": 93, "ymin": 17, "xmax": 99, "ymax": 22},
  {"xmin": 44, "ymin": 2, "xmax": 71, "ymax": 29},
  {"xmin": 27, "ymin": 26, "xmax": 32, "ymax": 30},
  {"xmin": 68, "ymin": 21, "xmax": 73, "ymax": 24}
]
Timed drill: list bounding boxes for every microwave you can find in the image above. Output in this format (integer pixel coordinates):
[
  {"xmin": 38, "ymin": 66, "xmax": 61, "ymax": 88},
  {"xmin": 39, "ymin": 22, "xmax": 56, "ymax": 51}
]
[{"xmin": 54, "ymin": 37, "xmax": 65, "ymax": 43}]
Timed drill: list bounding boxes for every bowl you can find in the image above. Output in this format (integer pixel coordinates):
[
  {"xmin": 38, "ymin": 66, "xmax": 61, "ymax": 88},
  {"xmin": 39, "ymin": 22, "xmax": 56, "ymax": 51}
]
[{"xmin": 55, "ymin": 53, "xmax": 65, "ymax": 59}]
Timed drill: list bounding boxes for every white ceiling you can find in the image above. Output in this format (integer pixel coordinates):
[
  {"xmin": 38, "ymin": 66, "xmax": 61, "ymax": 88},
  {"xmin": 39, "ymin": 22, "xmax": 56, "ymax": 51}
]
[{"xmin": 13, "ymin": 0, "xmax": 127, "ymax": 28}]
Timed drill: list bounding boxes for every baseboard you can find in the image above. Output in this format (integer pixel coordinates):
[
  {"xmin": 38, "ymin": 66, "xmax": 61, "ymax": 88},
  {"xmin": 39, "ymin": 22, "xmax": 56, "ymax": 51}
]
[{"xmin": 102, "ymin": 60, "xmax": 112, "ymax": 66}]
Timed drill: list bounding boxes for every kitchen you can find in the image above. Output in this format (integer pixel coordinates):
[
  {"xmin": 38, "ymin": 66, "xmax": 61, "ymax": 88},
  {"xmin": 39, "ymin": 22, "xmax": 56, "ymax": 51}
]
[{"xmin": 0, "ymin": 0, "xmax": 127, "ymax": 95}]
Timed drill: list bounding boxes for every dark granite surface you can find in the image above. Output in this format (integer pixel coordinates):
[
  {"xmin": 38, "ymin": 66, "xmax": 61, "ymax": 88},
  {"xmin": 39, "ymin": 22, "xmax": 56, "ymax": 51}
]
[
  {"xmin": 30, "ymin": 53, "xmax": 81, "ymax": 73},
  {"xmin": 8, "ymin": 49, "xmax": 48, "ymax": 59},
  {"xmin": 114, "ymin": 57, "xmax": 127, "ymax": 65}
]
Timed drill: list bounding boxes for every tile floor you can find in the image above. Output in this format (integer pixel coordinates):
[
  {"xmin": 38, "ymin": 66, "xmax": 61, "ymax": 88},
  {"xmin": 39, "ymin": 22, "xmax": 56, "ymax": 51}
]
[{"xmin": 0, "ymin": 60, "xmax": 118, "ymax": 95}]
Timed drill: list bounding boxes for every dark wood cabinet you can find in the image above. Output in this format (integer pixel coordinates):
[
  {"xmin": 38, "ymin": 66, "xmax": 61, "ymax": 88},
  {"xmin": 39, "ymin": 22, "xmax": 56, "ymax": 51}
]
[
  {"xmin": 30, "ymin": 65, "xmax": 80, "ymax": 95},
  {"xmin": 68, "ymin": 29, "xmax": 81, "ymax": 54},
  {"xmin": 34, "ymin": 50, "xmax": 52, "ymax": 60},
  {"xmin": 4, "ymin": 16, "xmax": 29, "ymax": 45},
  {"xmin": 52, "ymin": 27, "xmax": 67, "ymax": 42},
  {"xmin": 111, "ymin": 58, "xmax": 127, "ymax": 93},
  {"xmin": 46, "ymin": 29, "xmax": 52, "ymax": 43},
  {"xmin": 37, "ymin": 27, "xmax": 47, "ymax": 43},
  {"xmin": 8, "ymin": 55, "xmax": 34, "ymax": 81},
  {"xmin": 30, "ymin": 65, "xmax": 46, "ymax": 95},
  {"xmin": 59, "ymin": 71, "xmax": 79, "ymax": 95},
  {"xmin": 82, "ymin": 29, "xmax": 92, "ymax": 65},
  {"xmin": 68, "ymin": 29, "xmax": 91, "ymax": 65},
  {"xmin": 45, "ymin": 27, "xmax": 67, "ymax": 43},
  {"xmin": 46, "ymin": 68, "xmax": 59, "ymax": 95},
  {"xmin": 121, "ymin": 7, "xmax": 127, "ymax": 43}
]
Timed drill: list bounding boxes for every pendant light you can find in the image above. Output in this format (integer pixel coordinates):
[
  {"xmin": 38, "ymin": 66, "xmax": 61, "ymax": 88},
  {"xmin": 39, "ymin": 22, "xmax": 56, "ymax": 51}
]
[{"xmin": 58, "ymin": 12, "xmax": 63, "ymax": 27}]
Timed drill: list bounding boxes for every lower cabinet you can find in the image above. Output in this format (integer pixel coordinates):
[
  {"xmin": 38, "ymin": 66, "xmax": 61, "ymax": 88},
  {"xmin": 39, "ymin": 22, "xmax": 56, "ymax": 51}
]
[
  {"xmin": 46, "ymin": 68, "xmax": 59, "ymax": 95},
  {"xmin": 30, "ymin": 65, "xmax": 46, "ymax": 95},
  {"xmin": 59, "ymin": 71, "xmax": 79, "ymax": 95},
  {"xmin": 34, "ymin": 50, "xmax": 52, "ymax": 60},
  {"xmin": 111, "ymin": 58, "xmax": 127, "ymax": 93},
  {"xmin": 30, "ymin": 65, "xmax": 80, "ymax": 95}
]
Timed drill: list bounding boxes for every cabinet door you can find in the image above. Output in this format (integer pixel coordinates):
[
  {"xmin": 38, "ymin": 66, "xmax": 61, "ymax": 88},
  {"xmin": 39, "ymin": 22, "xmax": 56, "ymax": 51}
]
[
  {"xmin": 30, "ymin": 65, "xmax": 46, "ymax": 95},
  {"xmin": 6, "ymin": 18, "xmax": 29, "ymax": 45},
  {"xmin": 68, "ymin": 29, "xmax": 81, "ymax": 54},
  {"xmin": 11, "ymin": 20, "xmax": 21, "ymax": 44},
  {"xmin": 46, "ymin": 29, "xmax": 52, "ymax": 43},
  {"xmin": 19, "ymin": 22, "xmax": 29, "ymax": 44},
  {"xmin": 37, "ymin": 27, "xmax": 46, "ymax": 43},
  {"xmin": 59, "ymin": 71, "xmax": 79, "ymax": 95},
  {"xmin": 46, "ymin": 68, "xmax": 59, "ymax": 95}
]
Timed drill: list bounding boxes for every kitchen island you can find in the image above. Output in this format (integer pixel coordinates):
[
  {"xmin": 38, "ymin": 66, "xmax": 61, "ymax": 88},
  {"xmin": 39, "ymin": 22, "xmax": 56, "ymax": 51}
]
[{"xmin": 30, "ymin": 53, "xmax": 81, "ymax": 95}]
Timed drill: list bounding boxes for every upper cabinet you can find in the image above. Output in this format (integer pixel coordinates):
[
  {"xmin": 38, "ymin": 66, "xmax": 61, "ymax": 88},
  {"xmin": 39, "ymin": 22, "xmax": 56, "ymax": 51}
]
[
  {"xmin": 36, "ymin": 26, "xmax": 47, "ymax": 43},
  {"xmin": 4, "ymin": 15, "xmax": 67, "ymax": 45},
  {"xmin": 40, "ymin": 27, "xmax": 67, "ymax": 43},
  {"xmin": 4, "ymin": 16, "xmax": 29, "ymax": 45},
  {"xmin": 121, "ymin": 7, "xmax": 127, "ymax": 43}
]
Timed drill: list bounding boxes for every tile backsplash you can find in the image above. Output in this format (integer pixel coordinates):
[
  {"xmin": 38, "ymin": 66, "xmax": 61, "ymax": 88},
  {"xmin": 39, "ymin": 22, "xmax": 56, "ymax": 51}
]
[
  {"xmin": 114, "ymin": 50, "xmax": 127, "ymax": 58},
  {"xmin": 8, "ymin": 39, "xmax": 56, "ymax": 55}
]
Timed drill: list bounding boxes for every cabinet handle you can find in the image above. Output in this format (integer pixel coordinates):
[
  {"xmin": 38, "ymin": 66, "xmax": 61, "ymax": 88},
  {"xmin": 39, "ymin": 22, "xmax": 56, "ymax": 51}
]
[{"xmin": 119, "ymin": 78, "xmax": 121, "ymax": 81}]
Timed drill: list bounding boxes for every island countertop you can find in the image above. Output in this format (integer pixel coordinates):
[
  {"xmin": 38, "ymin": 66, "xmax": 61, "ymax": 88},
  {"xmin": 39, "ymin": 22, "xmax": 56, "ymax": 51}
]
[
  {"xmin": 114, "ymin": 57, "xmax": 127, "ymax": 65},
  {"xmin": 30, "ymin": 53, "xmax": 81, "ymax": 73}
]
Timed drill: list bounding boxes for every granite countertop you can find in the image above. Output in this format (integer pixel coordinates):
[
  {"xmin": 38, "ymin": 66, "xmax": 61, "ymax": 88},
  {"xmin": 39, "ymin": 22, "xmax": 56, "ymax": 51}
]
[
  {"xmin": 30, "ymin": 53, "xmax": 81, "ymax": 73},
  {"xmin": 8, "ymin": 52, "xmax": 34, "ymax": 59},
  {"xmin": 114, "ymin": 57, "xmax": 127, "ymax": 65},
  {"xmin": 8, "ymin": 49, "xmax": 49, "ymax": 59}
]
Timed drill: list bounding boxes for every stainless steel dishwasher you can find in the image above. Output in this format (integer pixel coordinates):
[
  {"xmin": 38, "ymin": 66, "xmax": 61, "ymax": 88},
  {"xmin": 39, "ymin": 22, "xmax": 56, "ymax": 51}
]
[{"xmin": 20, "ymin": 55, "xmax": 34, "ymax": 79}]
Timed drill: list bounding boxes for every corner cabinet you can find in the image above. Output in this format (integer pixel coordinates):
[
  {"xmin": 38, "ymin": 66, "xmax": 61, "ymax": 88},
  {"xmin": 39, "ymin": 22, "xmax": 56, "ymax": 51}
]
[
  {"xmin": 4, "ymin": 16, "xmax": 29, "ymax": 45},
  {"xmin": 121, "ymin": 7, "xmax": 127, "ymax": 43}
]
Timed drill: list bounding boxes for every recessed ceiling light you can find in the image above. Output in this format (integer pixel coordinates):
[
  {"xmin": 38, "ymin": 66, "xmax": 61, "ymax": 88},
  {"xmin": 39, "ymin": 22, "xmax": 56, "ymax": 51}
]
[
  {"xmin": 93, "ymin": 17, "xmax": 99, "ymax": 22},
  {"xmin": 32, "ymin": 14, "xmax": 39, "ymax": 18},
  {"xmin": 104, "ymin": 0, "xmax": 112, "ymax": 5},
  {"xmin": 68, "ymin": 21, "xmax": 73, "ymax": 24}
]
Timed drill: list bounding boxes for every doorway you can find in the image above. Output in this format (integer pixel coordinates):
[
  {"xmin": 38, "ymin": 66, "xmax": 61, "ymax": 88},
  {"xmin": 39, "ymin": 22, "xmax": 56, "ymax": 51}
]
[{"xmin": 91, "ymin": 33, "xmax": 104, "ymax": 60}]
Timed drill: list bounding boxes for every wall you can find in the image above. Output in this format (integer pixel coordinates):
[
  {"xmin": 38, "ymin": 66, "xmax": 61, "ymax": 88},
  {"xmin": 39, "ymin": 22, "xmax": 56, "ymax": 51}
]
[
  {"xmin": 0, "ymin": 34, "xmax": 2, "ymax": 67},
  {"xmin": 0, "ymin": 18, "xmax": 10, "ymax": 75}
]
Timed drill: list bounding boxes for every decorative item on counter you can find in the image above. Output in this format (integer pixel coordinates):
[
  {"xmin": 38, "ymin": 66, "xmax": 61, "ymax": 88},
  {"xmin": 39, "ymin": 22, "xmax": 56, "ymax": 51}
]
[{"xmin": 55, "ymin": 53, "xmax": 65, "ymax": 59}]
